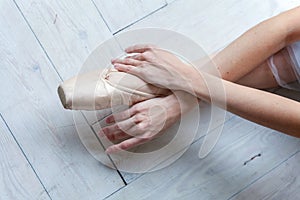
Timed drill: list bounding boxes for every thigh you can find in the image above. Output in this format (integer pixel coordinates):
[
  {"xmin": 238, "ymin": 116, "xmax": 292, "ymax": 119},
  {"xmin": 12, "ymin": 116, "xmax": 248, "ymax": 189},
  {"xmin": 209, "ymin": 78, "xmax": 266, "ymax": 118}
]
[
  {"xmin": 236, "ymin": 61, "xmax": 279, "ymax": 89},
  {"xmin": 237, "ymin": 48, "xmax": 298, "ymax": 89}
]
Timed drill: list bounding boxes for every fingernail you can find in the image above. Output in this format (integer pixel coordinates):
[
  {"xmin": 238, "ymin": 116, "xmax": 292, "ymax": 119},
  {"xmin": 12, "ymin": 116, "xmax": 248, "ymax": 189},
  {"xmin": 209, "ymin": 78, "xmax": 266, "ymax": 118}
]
[{"xmin": 106, "ymin": 116, "xmax": 114, "ymax": 123}]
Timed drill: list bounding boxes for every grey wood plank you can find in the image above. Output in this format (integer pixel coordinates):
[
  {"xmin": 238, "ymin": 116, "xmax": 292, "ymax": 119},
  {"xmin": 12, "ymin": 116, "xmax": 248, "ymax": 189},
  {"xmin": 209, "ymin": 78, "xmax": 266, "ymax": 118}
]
[
  {"xmin": 0, "ymin": 1, "xmax": 124, "ymax": 199},
  {"xmin": 231, "ymin": 151, "xmax": 300, "ymax": 200},
  {"xmin": 105, "ymin": 116, "xmax": 300, "ymax": 200},
  {"xmin": 13, "ymin": 0, "xmax": 124, "ymax": 126},
  {"xmin": 0, "ymin": 115, "xmax": 50, "ymax": 200},
  {"xmin": 116, "ymin": 0, "xmax": 299, "ymax": 54},
  {"xmin": 14, "ymin": 0, "xmax": 113, "ymax": 80},
  {"xmin": 92, "ymin": 0, "xmax": 167, "ymax": 33},
  {"xmin": 166, "ymin": 0, "xmax": 176, "ymax": 4}
]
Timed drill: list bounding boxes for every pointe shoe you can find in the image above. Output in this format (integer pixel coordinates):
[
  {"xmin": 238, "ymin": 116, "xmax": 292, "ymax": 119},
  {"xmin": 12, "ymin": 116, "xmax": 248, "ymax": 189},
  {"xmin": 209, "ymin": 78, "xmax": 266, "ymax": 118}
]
[{"xmin": 57, "ymin": 68, "xmax": 170, "ymax": 110}]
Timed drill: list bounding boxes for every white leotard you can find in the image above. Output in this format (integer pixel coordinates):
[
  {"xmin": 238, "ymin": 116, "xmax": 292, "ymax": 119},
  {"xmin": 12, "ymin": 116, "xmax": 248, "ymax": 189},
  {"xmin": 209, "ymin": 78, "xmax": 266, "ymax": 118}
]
[
  {"xmin": 268, "ymin": 41, "xmax": 300, "ymax": 91},
  {"xmin": 287, "ymin": 41, "xmax": 300, "ymax": 80}
]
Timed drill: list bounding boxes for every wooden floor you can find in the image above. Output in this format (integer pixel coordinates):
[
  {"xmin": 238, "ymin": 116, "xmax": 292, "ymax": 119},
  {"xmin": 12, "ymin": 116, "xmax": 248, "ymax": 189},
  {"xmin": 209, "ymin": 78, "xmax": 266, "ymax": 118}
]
[{"xmin": 1, "ymin": 0, "xmax": 300, "ymax": 199}]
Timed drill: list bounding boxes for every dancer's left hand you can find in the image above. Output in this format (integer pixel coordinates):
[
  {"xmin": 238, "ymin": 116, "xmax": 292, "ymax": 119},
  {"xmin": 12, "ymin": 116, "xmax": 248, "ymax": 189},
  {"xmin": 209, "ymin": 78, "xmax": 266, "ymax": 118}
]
[{"xmin": 112, "ymin": 44, "xmax": 198, "ymax": 92}]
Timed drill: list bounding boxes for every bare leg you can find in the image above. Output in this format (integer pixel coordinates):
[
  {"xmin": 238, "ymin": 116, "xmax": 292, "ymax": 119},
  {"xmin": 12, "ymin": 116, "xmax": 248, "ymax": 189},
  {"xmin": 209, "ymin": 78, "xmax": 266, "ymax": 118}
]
[
  {"xmin": 236, "ymin": 61, "xmax": 278, "ymax": 89},
  {"xmin": 236, "ymin": 48, "xmax": 298, "ymax": 89}
]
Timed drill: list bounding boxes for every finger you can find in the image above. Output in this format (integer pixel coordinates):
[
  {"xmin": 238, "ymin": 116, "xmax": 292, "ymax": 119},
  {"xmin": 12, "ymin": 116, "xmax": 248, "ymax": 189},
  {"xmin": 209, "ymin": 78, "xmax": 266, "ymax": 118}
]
[
  {"xmin": 114, "ymin": 63, "xmax": 138, "ymax": 75},
  {"xmin": 124, "ymin": 120, "xmax": 147, "ymax": 137},
  {"xmin": 105, "ymin": 130, "xmax": 131, "ymax": 141},
  {"xmin": 105, "ymin": 137, "xmax": 150, "ymax": 154},
  {"xmin": 112, "ymin": 131, "xmax": 131, "ymax": 141},
  {"xmin": 102, "ymin": 117, "xmax": 136, "ymax": 135},
  {"xmin": 103, "ymin": 115, "xmax": 145, "ymax": 140},
  {"xmin": 111, "ymin": 58, "xmax": 141, "ymax": 66},
  {"xmin": 106, "ymin": 106, "xmax": 139, "ymax": 124},
  {"xmin": 125, "ymin": 44, "xmax": 156, "ymax": 54},
  {"xmin": 125, "ymin": 54, "xmax": 145, "ymax": 61},
  {"xmin": 106, "ymin": 110, "xmax": 131, "ymax": 124}
]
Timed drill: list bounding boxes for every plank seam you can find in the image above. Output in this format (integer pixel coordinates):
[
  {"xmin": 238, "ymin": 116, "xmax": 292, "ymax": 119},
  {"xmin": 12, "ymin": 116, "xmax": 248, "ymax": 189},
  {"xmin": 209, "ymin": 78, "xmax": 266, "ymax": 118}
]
[
  {"xmin": 12, "ymin": 0, "xmax": 64, "ymax": 82},
  {"xmin": 103, "ymin": 184, "xmax": 127, "ymax": 200},
  {"xmin": 0, "ymin": 113, "xmax": 53, "ymax": 200},
  {"xmin": 80, "ymin": 112, "xmax": 128, "ymax": 185},
  {"xmin": 90, "ymin": 0, "xmax": 113, "ymax": 33},
  {"xmin": 227, "ymin": 150, "xmax": 300, "ymax": 200},
  {"xmin": 113, "ymin": 3, "xmax": 168, "ymax": 35}
]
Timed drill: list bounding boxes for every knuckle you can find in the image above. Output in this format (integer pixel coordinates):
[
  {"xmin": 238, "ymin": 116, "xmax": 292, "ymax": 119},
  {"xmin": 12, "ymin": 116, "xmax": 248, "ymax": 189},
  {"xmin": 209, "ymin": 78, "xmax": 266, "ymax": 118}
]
[
  {"xmin": 133, "ymin": 114, "xmax": 144, "ymax": 123},
  {"xmin": 119, "ymin": 143, "xmax": 129, "ymax": 150},
  {"xmin": 113, "ymin": 124, "xmax": 120, "ymax": 130},
  {"xmin": 123, "ymin": 58, "xmax": 130, "ymax": 64},
  {"xmin": 131, "ymin": 105, "xmax": 140, "ymax": 113},
  {"xmin": 140, "ymin": 61, "xmax": 148, "ymax": 67},
  {"xmin": 136, "ymin": 123, "xmax": 147, "ymax": 132},
  {"xmin": 146, "ymin": 44, "xmax": 156, "ymax": 50},
  {"xmin": 141, "ymin": 52, "xmax": 151, "ymax": 60},
  {"xmin": 145, "ymin": 44, "xmax": 153, "ymax": 50}
]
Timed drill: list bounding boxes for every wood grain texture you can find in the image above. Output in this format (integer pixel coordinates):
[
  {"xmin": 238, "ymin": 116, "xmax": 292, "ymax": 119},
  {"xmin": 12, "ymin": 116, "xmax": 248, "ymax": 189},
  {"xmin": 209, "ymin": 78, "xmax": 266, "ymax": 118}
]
[
  {"xmin": 1, "ymin": 0, "xmax": 300, "ymax": 199},
  {"xmin": 106, "ymin": 116, "xmax": 300, "ymax": 199},
  {"xmin": 14, "ymin": 0, "xmax": 113, "ymax": 80},
  {"xmin": 13, "ymin": 0, "xmax": 125, "ymax": 126},
  {"xmin": 0, "ymin": 0, "xmax": 124, "ymax": 199},
  {"xmin": 92, "ymin": 0, "xmax": 167, "ymax": 33},
  {"xmin": 0, "ymin": 116, "xmax": 50, "ymax": 200},
  {"xmin": 117, "ymin": 0, "xmax": 297, "ymax": 54},
  {"xmin": 231, "ymin": 151, "xmax": 300, "ymax": 200}
]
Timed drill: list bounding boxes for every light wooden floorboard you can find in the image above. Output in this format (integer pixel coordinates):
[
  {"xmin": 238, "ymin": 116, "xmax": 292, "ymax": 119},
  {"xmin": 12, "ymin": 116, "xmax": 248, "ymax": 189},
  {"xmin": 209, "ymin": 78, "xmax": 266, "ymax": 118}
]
[
  {"xmin": 0, "ymin": 1, "xmax": 124, "ymax": 199},
  {"xmin": 13, "ymin": 0, "xmax": 124, "ymax": 126},
  {"xmin": 117, "ymin": 0, "xmax": 299, "ymax": 53},
  {"xmin": 1, "ymin": 0, "xmax": 300, "ymax": 199},
  {"xmin": 106, "ymin": 116, "xmax": 300, "ymax": 200},
  {"xmin": 92, "ymin": 0, "xmax": 167, "ymax": 33},
  {"xmin": 0, "ymin": 115, "xmax": 50, "ymax": 200},
  {"xmin": 231, "ymin": 151, "xmax": 300, "ymax": 200},
  {"xmin": 14, "ymin": 0, "xmax": 112, "ymax": 80}
]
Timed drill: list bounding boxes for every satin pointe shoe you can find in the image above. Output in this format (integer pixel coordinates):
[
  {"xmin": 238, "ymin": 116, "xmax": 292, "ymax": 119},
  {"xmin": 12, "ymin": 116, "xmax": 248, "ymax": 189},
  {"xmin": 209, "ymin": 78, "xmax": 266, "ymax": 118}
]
[{"xmin": 57, "ymin": 68, "xmax": 170, "ymax": 110}]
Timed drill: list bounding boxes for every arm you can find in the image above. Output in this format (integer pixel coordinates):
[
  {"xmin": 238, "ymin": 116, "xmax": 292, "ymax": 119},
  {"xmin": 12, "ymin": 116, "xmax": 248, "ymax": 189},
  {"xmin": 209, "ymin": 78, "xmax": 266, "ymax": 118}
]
[
  {"xmin": 193, "ymin": 6, "xmax": 300, "ymax": 136},
  {"xmin": 189, "ymin": 72, "xmax": 300, "ymax": 137},
  {"xmin": 116, "ymin": 7, "xmax": 300, "ymax": 90},
  {"xmin": 114, "ymin": 6, "xmax": 300, "ymax": 138}
]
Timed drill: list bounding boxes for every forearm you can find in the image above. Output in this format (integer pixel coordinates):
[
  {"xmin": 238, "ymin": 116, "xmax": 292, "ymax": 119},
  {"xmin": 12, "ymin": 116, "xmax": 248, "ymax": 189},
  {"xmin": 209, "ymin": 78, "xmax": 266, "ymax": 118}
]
[{"xmin": 190, "ymin": 72, "xmax": 300, "ymax": 137}]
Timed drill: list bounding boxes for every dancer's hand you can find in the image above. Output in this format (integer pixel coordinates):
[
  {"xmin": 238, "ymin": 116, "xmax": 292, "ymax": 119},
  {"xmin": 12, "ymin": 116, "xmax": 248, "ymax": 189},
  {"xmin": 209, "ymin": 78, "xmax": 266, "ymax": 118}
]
[
  {"xmin": 100, "ymin": 91, "xmax": 197, "ymax": 154},
  {"xmin": 112, "ymin": 44, "xmax": 198, "ymax": 92}
]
